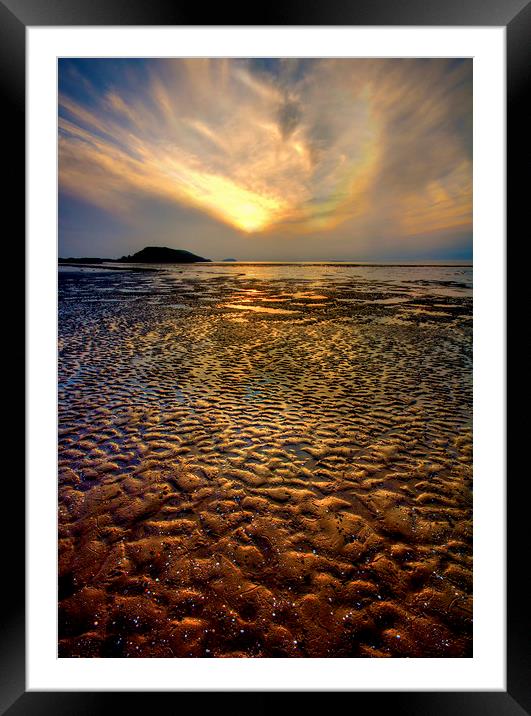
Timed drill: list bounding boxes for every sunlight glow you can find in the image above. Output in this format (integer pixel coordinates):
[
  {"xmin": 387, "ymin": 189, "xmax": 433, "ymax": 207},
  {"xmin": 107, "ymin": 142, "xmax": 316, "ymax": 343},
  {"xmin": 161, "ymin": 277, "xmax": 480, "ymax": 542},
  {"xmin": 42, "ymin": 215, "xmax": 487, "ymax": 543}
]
[{"xmin": 164, "ymin": 166, "xmax": 287, "ymax": 233}]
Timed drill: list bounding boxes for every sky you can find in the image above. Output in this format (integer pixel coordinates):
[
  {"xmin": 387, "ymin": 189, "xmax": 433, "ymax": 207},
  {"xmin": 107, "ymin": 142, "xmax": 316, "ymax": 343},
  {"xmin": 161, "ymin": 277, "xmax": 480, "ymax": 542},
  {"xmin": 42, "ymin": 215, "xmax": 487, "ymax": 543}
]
[{"xmin": 58, "ymin": 58, "xmax": 472, "ymax": 261}]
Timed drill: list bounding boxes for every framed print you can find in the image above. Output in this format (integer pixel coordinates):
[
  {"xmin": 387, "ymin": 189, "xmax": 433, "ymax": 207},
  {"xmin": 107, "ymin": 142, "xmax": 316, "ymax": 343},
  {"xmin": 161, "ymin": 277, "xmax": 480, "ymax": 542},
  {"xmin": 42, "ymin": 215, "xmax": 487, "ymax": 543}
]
[{"xmin": 8, "ymin": 0, "xmax": 526, "ymax": 712}]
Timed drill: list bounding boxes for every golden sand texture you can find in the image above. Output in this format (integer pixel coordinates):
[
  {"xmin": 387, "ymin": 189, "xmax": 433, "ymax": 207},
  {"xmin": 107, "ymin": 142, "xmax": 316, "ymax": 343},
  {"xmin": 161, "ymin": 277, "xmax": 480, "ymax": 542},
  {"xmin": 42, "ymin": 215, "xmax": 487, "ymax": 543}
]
[{"xmin": 58, "ymin": 264, "xmax": 472, "ymax": 657}]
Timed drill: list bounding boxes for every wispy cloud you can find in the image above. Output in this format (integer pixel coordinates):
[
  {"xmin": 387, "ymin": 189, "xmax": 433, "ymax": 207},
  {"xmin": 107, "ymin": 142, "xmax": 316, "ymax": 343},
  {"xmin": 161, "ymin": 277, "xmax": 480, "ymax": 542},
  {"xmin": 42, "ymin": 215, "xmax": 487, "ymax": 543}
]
[{"xmin": 59, "ymin": 58, "xmax": 472, "ymax": 258}]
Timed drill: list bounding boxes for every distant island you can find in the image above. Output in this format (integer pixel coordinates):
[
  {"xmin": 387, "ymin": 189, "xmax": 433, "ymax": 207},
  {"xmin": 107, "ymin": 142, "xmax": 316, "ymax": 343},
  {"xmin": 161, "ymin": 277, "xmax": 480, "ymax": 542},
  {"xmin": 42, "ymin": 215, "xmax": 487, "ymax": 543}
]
[
  {"xmin": 59, "ymin": 246, "xmax": 211, "ymax": 265},
  {"xmin": 118, "ymin": 246, "xmax": 210, "ymax": 263},
  {"xmin": 222, "ymin": 258, "xmax": 237, "ymax": 262}
]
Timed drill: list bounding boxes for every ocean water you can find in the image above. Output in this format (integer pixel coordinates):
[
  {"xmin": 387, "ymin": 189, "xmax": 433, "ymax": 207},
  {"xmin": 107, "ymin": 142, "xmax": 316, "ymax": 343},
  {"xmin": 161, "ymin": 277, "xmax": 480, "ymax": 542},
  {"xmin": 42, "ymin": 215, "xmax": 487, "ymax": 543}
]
[{"xmin": 58, "ymin": 263, "xmax": 472, "ymax": 658}]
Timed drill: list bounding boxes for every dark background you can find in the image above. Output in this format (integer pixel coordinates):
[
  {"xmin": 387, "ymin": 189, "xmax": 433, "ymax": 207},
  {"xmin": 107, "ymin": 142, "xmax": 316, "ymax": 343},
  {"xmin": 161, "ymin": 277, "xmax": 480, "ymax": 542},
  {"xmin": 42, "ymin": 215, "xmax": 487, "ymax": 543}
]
[{"xmin": 3, "ymin": 0, "xmax": 527, "ymax": 713}]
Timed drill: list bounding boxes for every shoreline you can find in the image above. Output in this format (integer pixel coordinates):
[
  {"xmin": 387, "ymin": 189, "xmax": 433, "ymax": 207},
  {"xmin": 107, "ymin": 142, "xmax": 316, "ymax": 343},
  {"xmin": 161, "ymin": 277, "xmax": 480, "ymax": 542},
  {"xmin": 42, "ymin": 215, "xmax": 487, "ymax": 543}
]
[{"xmin": 59, "ymin": 261, "xmax": 473, "ymax": 270}]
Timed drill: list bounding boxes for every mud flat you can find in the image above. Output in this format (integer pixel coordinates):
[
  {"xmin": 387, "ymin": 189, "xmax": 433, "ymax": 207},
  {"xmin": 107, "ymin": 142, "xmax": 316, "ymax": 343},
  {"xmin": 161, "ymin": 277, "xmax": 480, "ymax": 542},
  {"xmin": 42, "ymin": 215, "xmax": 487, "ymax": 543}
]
[{"xmin": 58, "ymin": 263, "xmax": 473, "ymax": 658}]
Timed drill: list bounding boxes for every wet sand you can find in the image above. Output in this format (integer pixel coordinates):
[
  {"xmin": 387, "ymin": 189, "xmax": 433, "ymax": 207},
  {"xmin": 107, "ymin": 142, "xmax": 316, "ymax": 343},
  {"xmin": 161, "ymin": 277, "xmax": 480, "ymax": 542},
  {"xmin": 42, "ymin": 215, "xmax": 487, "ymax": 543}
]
[{"xmin": 58, "ymin": 264, "xmax": 472, "ymax": 658}]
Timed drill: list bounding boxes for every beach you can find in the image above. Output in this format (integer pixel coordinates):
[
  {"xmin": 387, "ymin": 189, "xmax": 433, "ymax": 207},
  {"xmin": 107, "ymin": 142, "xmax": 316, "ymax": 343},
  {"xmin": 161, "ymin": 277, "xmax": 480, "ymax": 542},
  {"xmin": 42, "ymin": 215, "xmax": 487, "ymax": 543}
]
[{"xmin": 58, "ymin": 262, "xmax": 473, "ymax": 658}]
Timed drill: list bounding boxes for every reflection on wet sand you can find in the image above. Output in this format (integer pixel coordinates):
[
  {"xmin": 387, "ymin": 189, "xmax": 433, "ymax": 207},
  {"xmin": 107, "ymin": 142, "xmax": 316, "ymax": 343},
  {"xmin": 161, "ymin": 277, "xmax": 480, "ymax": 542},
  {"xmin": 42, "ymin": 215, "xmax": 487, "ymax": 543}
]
[{"xmin": 58, "ymin": 263, "xmax": 472, "ymax": 658}]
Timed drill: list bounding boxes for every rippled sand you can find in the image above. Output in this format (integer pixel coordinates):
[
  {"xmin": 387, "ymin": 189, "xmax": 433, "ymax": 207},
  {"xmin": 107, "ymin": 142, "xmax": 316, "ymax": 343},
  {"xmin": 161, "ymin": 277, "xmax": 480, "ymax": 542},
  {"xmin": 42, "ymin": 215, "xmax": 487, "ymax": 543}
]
[{"xmin": 58, "ymin": 263, "xmax": 473, "ymax": 658}]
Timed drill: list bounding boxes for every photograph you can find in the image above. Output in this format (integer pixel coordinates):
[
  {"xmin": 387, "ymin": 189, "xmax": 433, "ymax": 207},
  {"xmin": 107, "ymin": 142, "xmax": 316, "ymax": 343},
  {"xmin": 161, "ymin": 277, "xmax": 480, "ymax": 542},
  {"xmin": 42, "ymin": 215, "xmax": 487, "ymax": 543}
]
[{"xmin": 57, "ymin": 57, "xmax": 473, "ymax": 659}]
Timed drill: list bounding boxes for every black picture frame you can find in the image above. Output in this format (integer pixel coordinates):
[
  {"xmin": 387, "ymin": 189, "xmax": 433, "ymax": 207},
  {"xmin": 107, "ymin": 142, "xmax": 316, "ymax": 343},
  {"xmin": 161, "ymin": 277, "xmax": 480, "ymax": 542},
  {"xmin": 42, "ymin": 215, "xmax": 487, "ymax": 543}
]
[{"xmin": 7, "ymin": 0, "xmax": 525, "ymax": 712}]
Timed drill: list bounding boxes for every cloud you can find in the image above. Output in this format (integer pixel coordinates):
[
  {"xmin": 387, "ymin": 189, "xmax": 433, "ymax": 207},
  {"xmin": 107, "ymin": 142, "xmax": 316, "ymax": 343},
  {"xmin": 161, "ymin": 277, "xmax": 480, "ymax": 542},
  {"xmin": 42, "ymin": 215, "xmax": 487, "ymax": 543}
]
[
  {"xmin": 59, "ymin": 58, "xmax": 472, "ymax": 257},
  {"xmin": 277, "ymin": 96, "xmax": 302, "ymax": 140}
]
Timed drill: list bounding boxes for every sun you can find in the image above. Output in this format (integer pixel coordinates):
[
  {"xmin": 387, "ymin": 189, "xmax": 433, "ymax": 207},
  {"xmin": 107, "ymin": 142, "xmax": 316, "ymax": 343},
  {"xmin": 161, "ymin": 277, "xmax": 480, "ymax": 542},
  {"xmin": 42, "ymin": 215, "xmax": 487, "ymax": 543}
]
[
  {"xmin": 166, "ymin": 165, "xmax": 286, "ymax": 234},
  {"xmin": 225, "ymin": 201, "xmax": 272, "ymax": 233}
]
